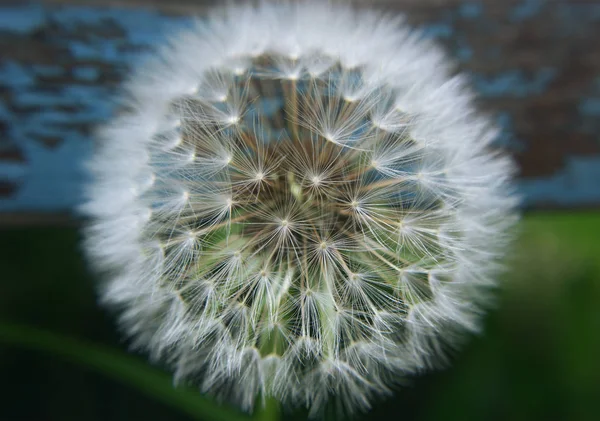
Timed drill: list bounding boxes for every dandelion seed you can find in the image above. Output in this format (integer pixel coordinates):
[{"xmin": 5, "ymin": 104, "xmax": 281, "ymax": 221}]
[{"xmin": 82, "ymin": 2, "xmax": 517, "ymax": 417}]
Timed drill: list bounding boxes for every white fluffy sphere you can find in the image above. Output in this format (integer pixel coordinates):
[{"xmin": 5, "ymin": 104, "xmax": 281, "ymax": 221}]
[{"xmin": 82, "ymin": 2, "xmax": 517, "ymax": 416}]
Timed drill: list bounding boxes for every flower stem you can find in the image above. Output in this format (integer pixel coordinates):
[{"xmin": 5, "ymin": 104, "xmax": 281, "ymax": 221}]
[{"xmin": 253, "ymin": 396, "xmax": 281, "ymax": 421}]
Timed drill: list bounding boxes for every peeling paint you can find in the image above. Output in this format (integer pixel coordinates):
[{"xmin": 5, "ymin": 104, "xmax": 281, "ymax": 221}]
[
  {"xmin": 459, "ymin": 3, "xmax": 483, "ymax": 20},
  {"xmin": 0, "ymin": 136, "xmax": 90, "ymax": 211},
  {"xmin": 579, "ymin": 98, "xmax": 600, "ymax": 116},
  {"xmin": 510, "ymin": 0, "xmax": 544, "ymax": 22},
  {"xmin": 0, "ymin": 4, "xmax": 45, "ymax": 33},
  {"xmin": 472, "ymin": 69, "xmax": 556, "ymax": 98},
  {"xmin": 519, "ymin": 157, "xmax": 600, "ymax": 207},
  {"xmin": 421, "ymin": 23, "xmax": 453, "ymax": 39},
  {"xmin": 0, "ymin": 61, "xmax": 35, "ymax": 87},
  {"xmin": 0, "ymin": 2, "xmax": 599, "ymax": 212}
]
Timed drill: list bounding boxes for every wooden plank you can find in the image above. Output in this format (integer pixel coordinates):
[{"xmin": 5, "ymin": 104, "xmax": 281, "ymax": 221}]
[{"xmin": 1, "ymin": 0, "xmax": 599, "ymax": 217}]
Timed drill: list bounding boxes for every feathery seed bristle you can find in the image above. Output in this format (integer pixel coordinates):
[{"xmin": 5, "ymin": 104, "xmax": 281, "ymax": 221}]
[{"xmin": 82, "ymin": 2, "xmax": 517, "ymax": 416}]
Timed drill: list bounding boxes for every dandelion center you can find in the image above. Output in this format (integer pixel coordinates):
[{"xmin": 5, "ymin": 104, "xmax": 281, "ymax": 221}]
[{"xmin": 139, "ymin": 51, "xmax": 464, "ymax": 374}]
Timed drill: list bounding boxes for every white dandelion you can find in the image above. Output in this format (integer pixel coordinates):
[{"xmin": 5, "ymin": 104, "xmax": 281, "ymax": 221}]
[{"xmin": 81, "ymin": 1, "xmax": 518, "ymax": 417}]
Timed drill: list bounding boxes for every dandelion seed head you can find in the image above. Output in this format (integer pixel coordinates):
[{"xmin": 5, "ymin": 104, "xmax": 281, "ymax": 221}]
[{"xmin": 82, "ymin": 2, "xmax": 517, "ymax": 417}]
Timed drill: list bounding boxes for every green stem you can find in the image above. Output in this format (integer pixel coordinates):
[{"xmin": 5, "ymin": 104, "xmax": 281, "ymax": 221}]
[
  {"xmin": 0, "ymin": 321, "xmax": 249, "ymax": 421},
  {"xmin": 253, "ymin": 396, "xmax": 281, "ymax": 421}
]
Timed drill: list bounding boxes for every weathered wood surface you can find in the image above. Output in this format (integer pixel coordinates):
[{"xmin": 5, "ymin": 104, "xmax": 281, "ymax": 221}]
[{"xmin": 1, "ymin": 0, "xmax": 599, "ymax": 216}]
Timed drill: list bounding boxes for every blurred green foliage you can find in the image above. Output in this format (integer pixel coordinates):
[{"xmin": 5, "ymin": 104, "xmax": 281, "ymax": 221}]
[{"xmin": 1, "ymin": 212, "xmax": 599, "ymax": 421}]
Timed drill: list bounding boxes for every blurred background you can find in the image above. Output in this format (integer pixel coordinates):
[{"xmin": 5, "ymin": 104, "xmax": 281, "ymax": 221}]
[{"xmin": 0, "ymin": 0, "xmax": 599, "ymax": 420}]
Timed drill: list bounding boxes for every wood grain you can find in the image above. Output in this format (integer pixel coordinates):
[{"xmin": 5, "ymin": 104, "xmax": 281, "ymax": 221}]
[{"xmin": 1, "ymin": 0, "xmax": 599, "ymax": 218}]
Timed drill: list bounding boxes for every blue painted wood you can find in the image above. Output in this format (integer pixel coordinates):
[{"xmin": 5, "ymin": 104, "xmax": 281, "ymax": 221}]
[{"xmin": 0, "ymin": 1, "xmax": 599, "ymax": 212}]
